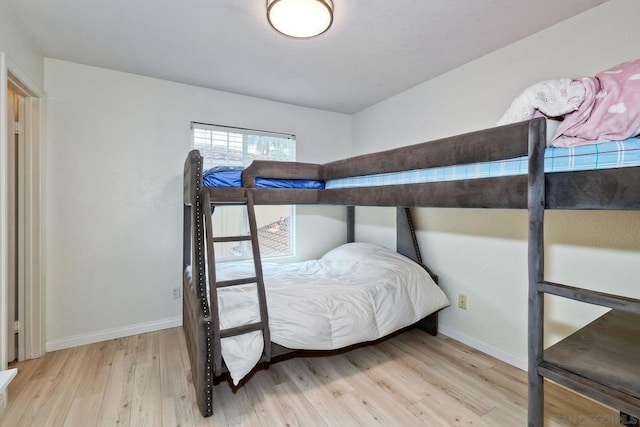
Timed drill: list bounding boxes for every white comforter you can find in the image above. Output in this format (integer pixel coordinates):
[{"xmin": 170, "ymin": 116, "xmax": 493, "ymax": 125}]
[{"xmin": 210, "ymin": 242, "xmax": 450, "ymax": 384}]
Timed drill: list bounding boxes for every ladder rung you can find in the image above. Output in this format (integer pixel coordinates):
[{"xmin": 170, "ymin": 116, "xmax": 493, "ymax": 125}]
[
  {"xmin": 220, "ymin": 322, "xmax": 264, "ymax": 338},
  {"xmin": 216, "ymin": 277, "xmax": 258, "ymax": 288},
  {"xmin": 212, "ymin": 235, "xmax": 252, "ymax": 243},
  {"xmin": 209, "ymin": 200, "xmax": 247, "ymax": 206},
  {"xmin": 539, "ymin": 281, "xmax": 640, "ymax": 315}
]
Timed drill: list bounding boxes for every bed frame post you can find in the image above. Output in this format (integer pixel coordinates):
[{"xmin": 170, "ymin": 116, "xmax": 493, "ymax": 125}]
[
  {"xmin": 396, "ymin": 207, "xmax": 421, "ymax": 264},
  {"xmin": 397, "ymin": 207, "xmax": 438, "ymax": 282},
  {"xmin": 397, "ymin": 207, "xmax": 439, "ymax": 336},
  {"xmin": 347, "ymin": 206, "xmax": 355, "ymax": 243},
  {"xmin": 527, "ymin": 118, "xmax": 547, "ymax": 427},
  {"xmin": 183, "ymin": 151, "xmax": 214, "ymax": 417}
]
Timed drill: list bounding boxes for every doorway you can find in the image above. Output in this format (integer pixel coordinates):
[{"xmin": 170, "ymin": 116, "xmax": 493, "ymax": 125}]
[
  {"xmin": 6, "ymin": 85, "xmax": 25, "ymax": 363},
  {"xmin": 1, "ymin": 54, "xmax": 45, "ymax": 369}
]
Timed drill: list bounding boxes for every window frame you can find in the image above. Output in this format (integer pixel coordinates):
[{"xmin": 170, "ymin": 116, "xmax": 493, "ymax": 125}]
[{"xmin": 190, "ymin": 122, "xmax": 297, "ymax": 261}]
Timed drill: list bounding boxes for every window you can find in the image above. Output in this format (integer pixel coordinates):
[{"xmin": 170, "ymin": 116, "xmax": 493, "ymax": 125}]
[{"xmin": 191, "ymin": 122, "xmax": 296, "ymax": 260}]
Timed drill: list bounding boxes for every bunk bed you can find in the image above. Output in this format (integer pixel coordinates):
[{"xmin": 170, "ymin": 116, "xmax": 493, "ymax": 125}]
[
  {"xmin": 183, "ymin": 117, "xmax": 640, "ymax": 425},
  {"xmin": 183, "ymin": 152, "xmax": 449, "ymax": 417}
]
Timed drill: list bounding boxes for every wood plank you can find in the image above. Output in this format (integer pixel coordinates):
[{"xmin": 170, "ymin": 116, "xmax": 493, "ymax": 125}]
[
  {"xmin": 344, "ymin": 346, "xmax": 423, "ymax": 407},
  {"xmin": 159, "ymin": 328, "xmax": 195, "ymax": 427},
  {"xmin": 300, "ymin": 355, "xmax": 355, "ymax": 397},
  {"xmin": 539, "ymin": 282, "xmax": 640, "ymax": 315},
  {"xmin": 5, "ymin": 357, "xmax": 43, "ymax": 398},
  {"xmin": 272, "ymin": 358, "xmax": 353, "ymax": 426},
  {"xmin": 271, "ymin": 380, "xmax": 325, "ymax": 426},
  {"xmin": 29, "ymin": 347, "xmax": 71, "ymax": 381},
  {"xmin": 398, "ymin": 332, "xmax": 528, "ymax": 407},
  {"xmin": 130, "ymin": 360, "xmax": 162, "ymax": 427},
  {"xmin": 27, "ymin": 345, "xmax": 91, "ymax": 427},
  {"xmin": 539, "ymin": 363, "xmax": 640, "ymax": 419},
  {"xmin": 480, "ymin": 405, "xmax": 527, "ymax": 426},
  {"xmin": 19, "ymin": 347, "xmax": 87, "ymax": 426},
  {"xmin": 329, "ymin": 351, "xmax": 427, "ymax": 425},
  {"xmin": 384, "ymin": 333, "xmax": 496, "ymax": 415},
  {"xmin": 63, "ymin": 393, "xmax": 103, "ymax": 427},
  {"xmin": 1, "ymin": 376, "xmax": 55, "ymax": 426},
  {"xmin": 543, "ymin": 310, "xmax": 640, "ymax": 400},
  {"xmin": 408, "ymin": 395, "xmax": 488, "ymax": 426},
  {"xmin": 240, "ymin": 369, "xmax": 296, "ymax": 426},
  {"xmin": 95, "ymin": 336, "xmax": 137, "ymax": 427},
  {"xmin": 72, "ymin": 339, "xmax": 121, "ymax": 398},
  {"xmin": 208, "ymin": 371, "xmax": 260, "ymax": 424},
  {"xmin": 336, "ymin": 386, "xmax": 424, "ymax": 426},
  {"xmin": 544, "ymin": 381, "xmax": 619, "ymax": 427}
]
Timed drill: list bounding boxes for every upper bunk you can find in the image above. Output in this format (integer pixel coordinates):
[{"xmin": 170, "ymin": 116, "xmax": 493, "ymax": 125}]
[{"xmin": 183, "ymin": 118, "xmax": 640, "ymax": 211}]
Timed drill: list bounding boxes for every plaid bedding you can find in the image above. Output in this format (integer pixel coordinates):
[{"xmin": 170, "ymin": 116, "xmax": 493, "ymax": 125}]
[{"xmin": 325, "ymin": 138, "xmax": 640, "ymax": 189}]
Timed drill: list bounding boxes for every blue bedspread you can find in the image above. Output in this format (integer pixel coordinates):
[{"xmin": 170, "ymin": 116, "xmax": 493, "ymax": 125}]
[{"xmin": 203, "ymin": 166, "xmax": 325, "ymax": 189}]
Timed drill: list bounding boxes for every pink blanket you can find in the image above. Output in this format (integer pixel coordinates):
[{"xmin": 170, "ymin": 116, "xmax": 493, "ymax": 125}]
[
  {"xmin": 553, "ymin": 58, "xmax": 640, "ymax": 147},
  {"xmin": 498, "ymin": 58, "xmax": 640, "ymax": 147}
]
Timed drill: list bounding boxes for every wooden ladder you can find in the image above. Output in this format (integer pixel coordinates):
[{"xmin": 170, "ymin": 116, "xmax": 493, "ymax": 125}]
[{"xmin": 202, "ymin": 190, "xmax": 271, "ymax": 376}]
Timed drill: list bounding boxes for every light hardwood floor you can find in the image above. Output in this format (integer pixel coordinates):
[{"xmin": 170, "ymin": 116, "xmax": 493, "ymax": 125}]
[{"xmin": 0, "ymin": 327, "xmax": 619, "ymax": 426}]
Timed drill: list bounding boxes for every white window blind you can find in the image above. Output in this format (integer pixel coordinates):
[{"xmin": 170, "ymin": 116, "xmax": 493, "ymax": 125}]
[
  {"xmin": 192, "ymin": 122, "xmax": 296, "ymax": 169},
  {"xmin": 191, "ymin": 122, "xmax": 296, "ymax": 259}
]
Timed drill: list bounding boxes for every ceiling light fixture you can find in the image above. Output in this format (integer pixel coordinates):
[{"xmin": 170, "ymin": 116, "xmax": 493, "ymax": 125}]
[{"xmin": 267, "ymin": 0, "xmax": 334, "ymax": 39}]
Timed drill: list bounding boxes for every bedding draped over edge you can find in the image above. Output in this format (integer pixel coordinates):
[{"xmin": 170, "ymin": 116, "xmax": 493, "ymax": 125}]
[
  {"xmin": 204, "ymin": 242, "xmax": 450, "ymax": 384},
  {"xmin": 499, "ymin": 58, "xmax": 640, "ymax": 147}
]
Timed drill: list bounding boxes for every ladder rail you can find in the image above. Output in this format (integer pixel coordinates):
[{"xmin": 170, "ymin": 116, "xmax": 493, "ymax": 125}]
[
  {"xmin": 246, "ymin": 191, "xmax": 272, "ymax": 362},
  {"xmin": 203, "ymin": 190, "xmax": 272, "ymax": 374},
  {"xmin": 203, "ymin": 191, "xmax": 223, "ymax": 376}
]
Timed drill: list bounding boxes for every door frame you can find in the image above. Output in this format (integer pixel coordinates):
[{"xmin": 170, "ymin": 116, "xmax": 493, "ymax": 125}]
[{"xmin": 0, "ymin": 52, "xmax": 45, "ymax": 369}]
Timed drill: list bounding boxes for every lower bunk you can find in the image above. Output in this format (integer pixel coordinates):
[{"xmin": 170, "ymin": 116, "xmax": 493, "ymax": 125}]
[{"xmin": 183, "ymin": 207, "xmax": 449, "ymax": 417}]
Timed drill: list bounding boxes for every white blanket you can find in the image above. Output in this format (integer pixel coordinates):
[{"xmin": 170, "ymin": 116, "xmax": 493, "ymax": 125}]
[
  {"xmin": 497, "ymin": 78, "xmax": 586, "ymax": 127},
  {"xmin": 212, "ymin": 242, "xmax": 450, "ymax": 384}
]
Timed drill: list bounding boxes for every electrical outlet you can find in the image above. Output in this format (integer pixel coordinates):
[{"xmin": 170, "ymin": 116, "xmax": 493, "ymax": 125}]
[
  {"xmin": 458, "ymin": 293, "xmax": 467, "ymax": 310},
  {"xmin": 171, "ymin": 286, "xmax": 181, "ymax": 300}
]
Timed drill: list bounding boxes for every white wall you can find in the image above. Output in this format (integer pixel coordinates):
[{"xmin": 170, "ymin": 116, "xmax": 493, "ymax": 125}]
[
  {"xmin": 0, "ymin": 0, "xmax": 44, "ymax": 88},
  {"xmin": 44, "ymin": 59, "xmax": 351, "ymax": 350},
  {"xmin": 352, "ymin": 0, "xmax": 640, "ymax": 368}
]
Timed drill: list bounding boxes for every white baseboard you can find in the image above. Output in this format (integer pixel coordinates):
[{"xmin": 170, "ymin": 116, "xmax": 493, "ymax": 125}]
[
  {"xmin": 438, "ymin": 325, "xmax": 527, "ymax": 371},
  {"xmin": 46, "ymin": 317, "xmax": 182, "ymax": 352},
  {"xmin": 44, "ymin": 318, "xmax": 525, "ymax": 371}
]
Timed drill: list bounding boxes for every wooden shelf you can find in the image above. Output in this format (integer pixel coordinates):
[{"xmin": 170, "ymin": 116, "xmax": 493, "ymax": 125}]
[{"xmin": 542, "ymin": 310, "xmax": 640, "ymax": 417}]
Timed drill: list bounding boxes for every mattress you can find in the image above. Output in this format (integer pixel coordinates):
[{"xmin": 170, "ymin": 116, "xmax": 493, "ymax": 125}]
[
  {"xmin": 187, "ymin": 242, "xmax": 450, "ymax": 385},
  {"xmin": 203, "ymin": 166, "xmax": 325, "ymax": 189},
  {"xmin": 325, "ymin": 138, "xmax": 640, "ymax": 189}
]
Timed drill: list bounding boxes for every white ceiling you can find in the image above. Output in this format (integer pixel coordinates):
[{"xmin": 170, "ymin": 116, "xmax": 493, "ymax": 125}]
[{"xmin": 5, "ymin": 0, "xmax": 610, "ymax": 114}]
